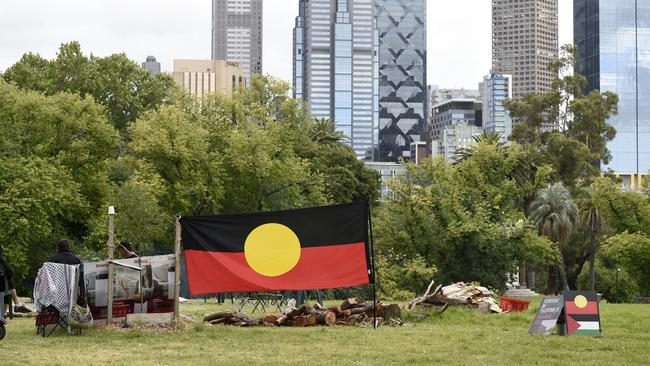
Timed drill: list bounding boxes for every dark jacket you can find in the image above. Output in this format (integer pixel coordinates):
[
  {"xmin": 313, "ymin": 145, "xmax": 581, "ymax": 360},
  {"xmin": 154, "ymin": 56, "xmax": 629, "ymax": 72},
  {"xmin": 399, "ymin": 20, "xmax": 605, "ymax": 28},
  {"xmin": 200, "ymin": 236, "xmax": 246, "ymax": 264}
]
[
  {"xmin": 47, "ymin": 251, "xmax": 82, "ymax": 265},
  {"xmin": 0, "ymin": 256, "xmax": 14, "ymax": 291}
]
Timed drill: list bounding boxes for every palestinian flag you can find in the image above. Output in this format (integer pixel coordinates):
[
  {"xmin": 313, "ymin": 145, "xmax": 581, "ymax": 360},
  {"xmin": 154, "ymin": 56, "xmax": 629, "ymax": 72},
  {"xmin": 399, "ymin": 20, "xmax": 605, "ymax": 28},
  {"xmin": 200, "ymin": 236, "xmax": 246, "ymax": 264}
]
[
  {"xmin": 563, "ymin": 291, "xmax": 601, "ymax": 336},
  {"xmin": 180, "ymin": 202, "xmax": 372, "ymax": 294}
]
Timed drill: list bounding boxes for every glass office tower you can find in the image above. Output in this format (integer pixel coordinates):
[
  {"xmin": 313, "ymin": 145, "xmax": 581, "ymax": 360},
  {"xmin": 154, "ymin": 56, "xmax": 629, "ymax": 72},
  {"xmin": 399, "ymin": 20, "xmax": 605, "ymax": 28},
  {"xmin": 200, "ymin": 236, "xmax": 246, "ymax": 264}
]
[
  {"xmin": 575, "ymin": 0, "xmax": 650, "ymax": 186},
  {"xmin": 293, "ymin": 0, "xmax": 378, "ymax": 160},
  {"xmin": 375, "ymin": 0, "xmax": 427, "ymax": 161}
]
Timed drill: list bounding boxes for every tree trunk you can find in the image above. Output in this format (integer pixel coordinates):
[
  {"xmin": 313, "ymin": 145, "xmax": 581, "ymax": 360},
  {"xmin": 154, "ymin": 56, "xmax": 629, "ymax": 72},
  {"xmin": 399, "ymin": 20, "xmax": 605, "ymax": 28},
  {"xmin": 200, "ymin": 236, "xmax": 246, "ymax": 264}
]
[
  {"xmin": 555, "ymin": 243, "xmax": 570, "ymax": 291},
  {"xmin": 588, "ymin": 222, "xmax": 597, "ymax": 291}
]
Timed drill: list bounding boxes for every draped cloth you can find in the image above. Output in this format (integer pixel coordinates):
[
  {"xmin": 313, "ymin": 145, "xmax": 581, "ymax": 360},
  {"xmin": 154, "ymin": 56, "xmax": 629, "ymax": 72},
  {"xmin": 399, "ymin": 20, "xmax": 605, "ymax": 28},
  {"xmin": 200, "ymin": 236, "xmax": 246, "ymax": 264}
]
[{"xmin": 34, "ymin": 262, "xmax": 79, "ymax": 331}]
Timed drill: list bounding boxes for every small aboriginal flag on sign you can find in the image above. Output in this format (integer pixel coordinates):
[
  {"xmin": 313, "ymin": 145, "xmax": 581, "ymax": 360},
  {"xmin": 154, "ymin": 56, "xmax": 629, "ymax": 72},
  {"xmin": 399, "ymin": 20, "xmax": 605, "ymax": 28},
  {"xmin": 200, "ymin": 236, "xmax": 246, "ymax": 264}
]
[
  {"xmin": 563, "ymin": 291, "xmax": 601, "ymax": 336},
  {"xmin": 180, "ymin": 202, "xmax": 372, "ymax": 295}
]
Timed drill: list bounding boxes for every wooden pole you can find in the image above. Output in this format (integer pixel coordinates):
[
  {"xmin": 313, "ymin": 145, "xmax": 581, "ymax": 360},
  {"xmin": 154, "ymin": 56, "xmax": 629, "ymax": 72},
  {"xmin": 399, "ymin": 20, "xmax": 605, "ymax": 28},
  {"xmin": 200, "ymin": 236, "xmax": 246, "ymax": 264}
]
[
  {"xmin": 107, "ymin": 206, "xmax": 115, "ymax": 323},
  {"xmin": 174, "ymin": 215, "xmax": 182, "ymax": 322},
  {"xmin": 367, "ymin": 202, "xmax": 377, "ymax": 329}
]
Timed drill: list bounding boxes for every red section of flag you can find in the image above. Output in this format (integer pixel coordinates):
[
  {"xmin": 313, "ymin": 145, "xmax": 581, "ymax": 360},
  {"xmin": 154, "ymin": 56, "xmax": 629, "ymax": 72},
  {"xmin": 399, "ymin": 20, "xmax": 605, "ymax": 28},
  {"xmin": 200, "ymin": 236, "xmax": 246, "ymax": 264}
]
[
  {"xmin": 566, "ymin": 314, "xmax": 580, "ymax": 336},
  {"xmin": 184, "ymin": 242, "xmax": 369, "ymax": 294},
  {"xmin": 564, "ymin": 300, "xmax": 598, "ymax": 315}
]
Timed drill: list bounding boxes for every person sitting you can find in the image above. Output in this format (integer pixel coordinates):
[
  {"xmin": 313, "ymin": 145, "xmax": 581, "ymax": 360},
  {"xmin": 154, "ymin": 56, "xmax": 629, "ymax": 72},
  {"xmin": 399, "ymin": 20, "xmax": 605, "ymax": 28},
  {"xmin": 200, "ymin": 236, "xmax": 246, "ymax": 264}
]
[
  {"xmin": 0, "ymin": 244, "xmax": 21, "ymax": 318},
  {"xmin": 118, "ymin": 240, "xmax": 137, "ymax": 259},
  {"xmin": 47, "ymin": 240, "xmax": 85, "ymax": 306},
  {"xmin": 47, "ymin": 240, "xmax": 82, "ymax": 266}
]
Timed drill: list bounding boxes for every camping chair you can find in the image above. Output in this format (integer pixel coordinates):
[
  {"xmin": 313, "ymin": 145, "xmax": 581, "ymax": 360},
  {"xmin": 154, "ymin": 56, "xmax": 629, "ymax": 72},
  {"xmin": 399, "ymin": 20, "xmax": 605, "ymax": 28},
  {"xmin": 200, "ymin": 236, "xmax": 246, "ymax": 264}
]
[
  {"xmin": 35, "ymin": 305, "xmax": 80, "ymax": 337},
  {"xmin": 33, "ymin": 263, "xmax": 83, "ymax": 337}
]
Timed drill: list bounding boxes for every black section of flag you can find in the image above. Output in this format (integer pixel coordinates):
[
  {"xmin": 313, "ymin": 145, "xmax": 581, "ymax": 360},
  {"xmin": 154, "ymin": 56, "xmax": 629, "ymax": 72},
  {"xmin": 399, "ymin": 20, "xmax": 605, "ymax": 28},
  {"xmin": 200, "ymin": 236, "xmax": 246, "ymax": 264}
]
[
  {"xmin": 180, "ymin": 202, "xmax": 368, "ymax": 252},
  {"xmin": 564, "ymin": 291, "xmax": 598, "ymax": 302},
  {"xmin": 567, "ymin": 314, "xmax": 600, "ymax": 322}
]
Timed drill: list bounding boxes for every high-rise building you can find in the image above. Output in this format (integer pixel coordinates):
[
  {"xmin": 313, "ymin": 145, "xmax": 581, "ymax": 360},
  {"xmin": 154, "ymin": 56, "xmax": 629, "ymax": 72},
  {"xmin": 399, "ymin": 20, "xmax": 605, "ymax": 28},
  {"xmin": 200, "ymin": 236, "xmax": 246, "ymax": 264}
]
[
  {"xmin": 575, "ymin": 0, "xmax": 650, "ymax": 189},
  {"xmin": 172, "ymin": 59, "xmax": 245, "ymax": 98},
  {"xmin": 429, "ymin": 87, "xmax": 480, "ymax": 108},
  {"xmin": 479, "ymin": 74, "xmax": 513, "ymax": 143},
  {"xmin": 212, "ymin": 0, "xmax": 263, "ymax": 81},
  {"xmin": 375, "ymin": 0, "xmax": 427, "ymax": 161},
  {"xmin": 492, "ymin": 0, "xmax": 558, "ymax": 100},
  {"xmin": 141, "ymin": 56, "xmax": 161, "ymax": 75},
  {"xmin": 430, "ymin": 99, "xmax": 483, "ymax": 162},
  {"xmin": 293, "ymin": 0, "xmax": 378, "ymax": 160}
]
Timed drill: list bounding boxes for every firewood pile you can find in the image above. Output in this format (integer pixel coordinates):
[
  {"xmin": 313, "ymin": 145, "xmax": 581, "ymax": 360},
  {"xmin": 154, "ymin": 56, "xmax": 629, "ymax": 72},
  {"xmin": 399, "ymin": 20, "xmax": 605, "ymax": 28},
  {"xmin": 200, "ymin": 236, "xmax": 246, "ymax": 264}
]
[
  {"xmin": 407, "ymin": 281, "xmax": 502, "ymax": 314},
  {"xmin": 203, "ymin": 298, "xmax": 403, "ymax": 327}
]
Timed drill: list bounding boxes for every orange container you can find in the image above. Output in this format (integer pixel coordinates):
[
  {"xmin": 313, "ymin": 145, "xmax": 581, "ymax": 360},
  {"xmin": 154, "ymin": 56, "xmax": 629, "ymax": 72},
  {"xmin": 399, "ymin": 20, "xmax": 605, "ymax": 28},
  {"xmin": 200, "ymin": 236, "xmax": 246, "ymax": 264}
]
[{"xmin": 499, "ymin": 297, "xmax": 530, "ymax": 312}]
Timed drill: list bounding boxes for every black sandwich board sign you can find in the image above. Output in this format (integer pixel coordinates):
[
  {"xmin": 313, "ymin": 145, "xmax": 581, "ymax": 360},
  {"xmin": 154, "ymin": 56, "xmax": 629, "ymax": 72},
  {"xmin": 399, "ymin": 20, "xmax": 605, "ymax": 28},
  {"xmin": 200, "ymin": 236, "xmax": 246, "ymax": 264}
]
[
  {"xmin": 528, "ymin": 295, "xmax": 563, "ymax": 335},
  {"xmin": 528, "ymin": 291, "xmax": 601, "ymax": 336}
]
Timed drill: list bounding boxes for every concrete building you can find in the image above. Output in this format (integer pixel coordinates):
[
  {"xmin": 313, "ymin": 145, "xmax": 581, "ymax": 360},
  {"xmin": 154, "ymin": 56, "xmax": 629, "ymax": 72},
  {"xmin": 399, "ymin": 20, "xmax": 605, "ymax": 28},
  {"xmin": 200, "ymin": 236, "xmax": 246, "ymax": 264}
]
[
  {"xmin": 365, "ymin": 161, "xmax": 407, "ymax": 199},
  {"xmin": 375, "ymin": 0, "xmax": 428, "ymax": 162},
  {"xmin": 172, "ymin": 59, "xmax": 245, "ymax": 98},
  {"xmin": 479, "ymin": 74, "xmax": 513, "ymax": 143},
  {"xmin": 141, "ymin": 56, "xmax": 161, "ymax": 75},
  {"xmin": 430, "ymin": 99, "xmax": 483, "ymax": 162},
  {"xmin": 429, "ymin": 87, "xmax": 480, "ymax": 107},
  {"xmin": 575, "ymin": 0, "xmax": 650, "ymax": 190},
  {"xmin": 293, "ymin": 0, "xmax": 378, "ymax": 160},
  {"xmin": 212, "ymin": 0, "xmax": 263, "ymax": 81},
  {"xmin": 491, "ymin": 0, "xmax": 558, "ymax": 100}
]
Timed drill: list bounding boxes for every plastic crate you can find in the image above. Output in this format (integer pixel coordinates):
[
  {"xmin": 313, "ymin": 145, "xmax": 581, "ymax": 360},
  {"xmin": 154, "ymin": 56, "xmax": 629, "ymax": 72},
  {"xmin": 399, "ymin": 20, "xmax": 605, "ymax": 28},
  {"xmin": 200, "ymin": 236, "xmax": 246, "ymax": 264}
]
[{"xmin": 499, "ymin": 297, "xmax": 530, "ymax": 312}]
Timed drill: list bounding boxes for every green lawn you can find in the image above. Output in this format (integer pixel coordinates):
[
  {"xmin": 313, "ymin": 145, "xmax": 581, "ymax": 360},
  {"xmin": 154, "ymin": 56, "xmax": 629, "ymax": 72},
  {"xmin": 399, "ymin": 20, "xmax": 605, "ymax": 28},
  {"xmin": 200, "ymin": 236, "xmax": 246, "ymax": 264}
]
[{"xmin": 1, "ymin": 298, "xmax": 648, "ymax": 365}]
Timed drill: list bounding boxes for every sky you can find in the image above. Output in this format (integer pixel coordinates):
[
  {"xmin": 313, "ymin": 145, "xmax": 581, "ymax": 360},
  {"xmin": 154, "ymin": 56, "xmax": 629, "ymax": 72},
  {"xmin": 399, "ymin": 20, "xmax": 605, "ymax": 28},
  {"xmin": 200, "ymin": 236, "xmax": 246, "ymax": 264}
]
[{"xmin": 0, "ymin": 0, "xmax": 574, "ymax": 90}]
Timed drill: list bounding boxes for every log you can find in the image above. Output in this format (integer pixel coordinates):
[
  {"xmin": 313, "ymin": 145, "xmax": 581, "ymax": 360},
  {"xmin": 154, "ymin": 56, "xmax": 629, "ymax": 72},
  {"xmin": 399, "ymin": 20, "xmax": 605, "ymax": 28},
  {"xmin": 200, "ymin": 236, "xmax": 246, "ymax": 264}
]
[
  {"xmin": 341, "ymin": 298, "xmax": 362, "ymax": 310},
  {"xmin": 209, "ymin": 318, "xmax": 226, "ymax": 325},
  {"xmin": 327, "ymin": 305, "xmax": 342, "ymax": 314},
  {"xmin": 262, "ymin": 315, "xmax": 278, "ymax": 326},
  {"xmin": 336, "ymin": 309, "xmax": 352, "ymax": 318},
  {"xmin": 313, "ymin": 303, "xmax": 328, "ymax": 311},
  {"xmin": 315, "ymin": 311, "xmax": 336, "ymax": 326},
  {"xmin": 350, "ymin": 307, "xmax": 368, "ymax": 315},
  {"xmin": 203, "ymin": 311, "xmax": 236, "ymax": 323},
  {"xmin": 292, "ymin": 315, "xmax": 310, "ymax": 327}
]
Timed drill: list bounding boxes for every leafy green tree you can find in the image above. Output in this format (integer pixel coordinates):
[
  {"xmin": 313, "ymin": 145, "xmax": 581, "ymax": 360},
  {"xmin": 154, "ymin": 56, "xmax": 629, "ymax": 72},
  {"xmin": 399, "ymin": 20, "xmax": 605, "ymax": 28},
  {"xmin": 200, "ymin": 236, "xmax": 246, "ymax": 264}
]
[
  {"xmin": 604, "ymin": 232, "xmax": 650, "ymax": 296},
  {"xmin": 3, "ymin": 41, "xmax": 177, "ymax": 133},
  {"xmin": 576, "ymin": 184, "xmax": 609, "ymax": 290},
  {"xmin": 529, "ymin": 183, "xmax": 579, "ymax": 291},
  {"xmin": 0, "ymin": 157, "xmax": 87, "ymax": 279}
]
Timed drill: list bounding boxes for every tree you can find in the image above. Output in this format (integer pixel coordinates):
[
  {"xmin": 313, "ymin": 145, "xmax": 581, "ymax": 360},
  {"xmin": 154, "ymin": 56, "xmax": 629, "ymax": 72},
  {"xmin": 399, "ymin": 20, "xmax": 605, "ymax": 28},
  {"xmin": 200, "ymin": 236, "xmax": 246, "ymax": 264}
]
[
  {"xmin": 3, "ymin": 41, "xmax": 177, "ymax": 134},
  {"xmin": 603, "ymin": 232, "xmax": 650, "ymax": 296},
  {"xmin": 576, "ymin": 183, "xmax": 609, "ymax": 290},
  {"xmin": 529, "ymin": 183, "xmax": 579, "ymax": 291}
]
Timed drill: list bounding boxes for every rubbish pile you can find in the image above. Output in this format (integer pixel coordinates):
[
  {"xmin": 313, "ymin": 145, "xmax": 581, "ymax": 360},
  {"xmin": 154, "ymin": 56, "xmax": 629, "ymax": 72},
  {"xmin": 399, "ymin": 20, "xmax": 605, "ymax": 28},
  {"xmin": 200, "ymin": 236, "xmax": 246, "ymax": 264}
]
[
  {"xmin": 407, "ymin": 281, "xmax": 502, "ymax": 313},
  {"xmin": 203, "ymin": 298, "xmax": 403, "ymax": 327}
]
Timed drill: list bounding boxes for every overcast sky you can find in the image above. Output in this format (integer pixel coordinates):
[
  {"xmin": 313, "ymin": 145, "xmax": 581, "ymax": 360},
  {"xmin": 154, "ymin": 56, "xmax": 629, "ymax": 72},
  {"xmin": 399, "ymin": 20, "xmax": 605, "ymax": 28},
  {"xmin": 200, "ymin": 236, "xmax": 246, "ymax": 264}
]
[{"xmin": 0, "ymin": 0, "xmax": 573, "ymax": 89}]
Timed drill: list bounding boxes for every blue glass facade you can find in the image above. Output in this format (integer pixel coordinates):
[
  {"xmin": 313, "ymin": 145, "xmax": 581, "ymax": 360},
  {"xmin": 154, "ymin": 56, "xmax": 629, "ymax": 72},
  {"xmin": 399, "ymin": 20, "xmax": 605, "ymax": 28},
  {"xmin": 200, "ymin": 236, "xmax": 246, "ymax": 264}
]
[
  {"xmin": 293, "ymin": 0, "xmax": 378, "ymax": 160},
  {"xmin": 575, "ymin": 0, "xmax": 650, "ymax": 176}
]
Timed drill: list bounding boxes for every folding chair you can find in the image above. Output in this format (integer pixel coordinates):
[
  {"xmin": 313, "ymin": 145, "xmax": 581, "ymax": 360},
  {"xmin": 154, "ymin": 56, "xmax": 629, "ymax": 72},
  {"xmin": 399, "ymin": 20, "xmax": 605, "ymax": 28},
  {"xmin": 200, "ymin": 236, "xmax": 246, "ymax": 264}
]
[{"xmin": 35, "ymin": 305, "xmax": 80, "ymax": 337}]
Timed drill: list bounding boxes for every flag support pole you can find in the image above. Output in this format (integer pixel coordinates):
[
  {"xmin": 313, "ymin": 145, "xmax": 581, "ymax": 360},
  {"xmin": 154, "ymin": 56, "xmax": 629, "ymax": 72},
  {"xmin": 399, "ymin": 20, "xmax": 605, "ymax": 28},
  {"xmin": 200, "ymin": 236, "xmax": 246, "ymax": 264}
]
[
  {"xmin": 174, "ymin": 215, "xmax": 182, "ymax": 322},
  {"xmin": 367, "ymin": 202, "xmax": 377, "ymax": 329}
]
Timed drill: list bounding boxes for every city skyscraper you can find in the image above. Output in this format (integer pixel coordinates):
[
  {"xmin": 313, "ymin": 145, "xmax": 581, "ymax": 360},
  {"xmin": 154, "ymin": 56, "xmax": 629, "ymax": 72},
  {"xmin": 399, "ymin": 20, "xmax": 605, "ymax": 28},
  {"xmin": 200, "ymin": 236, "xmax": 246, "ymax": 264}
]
[
  {"xmin": 375, "ymin": 0, "xmax": 427, "ymax": 161},
  {"xmin": 491, "ymin": 0, "xmax": 558, "ymax": 100},
  {"xmin": 212, "ymin": 0, "xmax": 263, "ymax": 81},
  {"xmin": 575, "ymin": 0, "xmax": 650, "ymax": 188},
  {"xmin": 141, "ymin": 56, "xmax": 161, "ymax": 75},
  {"xmin": 293, "ymin": 0, "xmax": 378, "ymax": 160},
  {"xmin": 480, "ymin": 74, "xmax": 513, "ymax": 143},
  {"xmin": 172, "ymin": 59, "xmax": 245, "ymax": 98}
]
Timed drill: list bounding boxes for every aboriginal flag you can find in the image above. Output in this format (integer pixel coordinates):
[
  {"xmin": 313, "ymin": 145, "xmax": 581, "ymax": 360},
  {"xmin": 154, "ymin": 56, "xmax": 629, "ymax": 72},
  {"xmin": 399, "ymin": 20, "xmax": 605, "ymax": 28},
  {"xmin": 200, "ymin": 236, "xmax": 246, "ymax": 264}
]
[
  {"xmin": 563, "ymin": 291, "xmax": 601, "ymax": 336},
  {"xmin": 180, "ymin": 202, "xmax": 372, "ymax": 295}
]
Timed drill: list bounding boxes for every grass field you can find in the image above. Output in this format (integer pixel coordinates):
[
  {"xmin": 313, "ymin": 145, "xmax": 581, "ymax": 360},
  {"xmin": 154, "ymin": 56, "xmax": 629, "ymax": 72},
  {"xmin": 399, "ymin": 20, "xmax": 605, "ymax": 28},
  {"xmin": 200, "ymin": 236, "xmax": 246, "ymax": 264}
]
[{"xmin": 1, "ymin": 297, "xmax": 648, "ymax": 365}]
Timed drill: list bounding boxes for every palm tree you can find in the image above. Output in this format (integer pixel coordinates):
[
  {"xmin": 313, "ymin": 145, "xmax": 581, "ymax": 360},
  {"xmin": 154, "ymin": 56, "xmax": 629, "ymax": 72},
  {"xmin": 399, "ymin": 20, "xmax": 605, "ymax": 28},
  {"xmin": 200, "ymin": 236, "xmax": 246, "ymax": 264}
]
[
  {"xmin": 529, "ymin": 182, "xmax": 579, "ymax": 291},
  {"xmin": 454, "ymin": 130, "xmax": 504, "ymax": 162},
  {"xmin": 577, "ymin": 188, "xmax": 608, "ymax": 291},
  {"xmin": 310, "ymin": 118, "xmax": 345, "ymax": 145}
]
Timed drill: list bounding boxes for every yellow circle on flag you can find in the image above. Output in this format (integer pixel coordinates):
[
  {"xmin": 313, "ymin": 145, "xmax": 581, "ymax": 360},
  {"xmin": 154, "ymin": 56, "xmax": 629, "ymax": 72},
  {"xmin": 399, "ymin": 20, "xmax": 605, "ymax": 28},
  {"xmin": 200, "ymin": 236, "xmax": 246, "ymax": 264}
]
[
  {"xmin": 574, "ymin": 295, "xmax": 588, "ymax": 309},
  {"xmin": 244, "ymin": 223, "xmax": 301, "ymax": 277}
]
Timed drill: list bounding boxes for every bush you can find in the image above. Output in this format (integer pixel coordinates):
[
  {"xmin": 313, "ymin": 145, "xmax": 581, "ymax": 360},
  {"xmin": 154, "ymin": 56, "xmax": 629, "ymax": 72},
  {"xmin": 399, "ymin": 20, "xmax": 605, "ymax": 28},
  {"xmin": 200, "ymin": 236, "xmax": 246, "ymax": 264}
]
[
  {"xmin": 375, "ymin": 251, "xmax": 436, "ymax": 301},
  {"xmin": 577, "ymin": 258, "xmax": 640, "ymax": 303}
]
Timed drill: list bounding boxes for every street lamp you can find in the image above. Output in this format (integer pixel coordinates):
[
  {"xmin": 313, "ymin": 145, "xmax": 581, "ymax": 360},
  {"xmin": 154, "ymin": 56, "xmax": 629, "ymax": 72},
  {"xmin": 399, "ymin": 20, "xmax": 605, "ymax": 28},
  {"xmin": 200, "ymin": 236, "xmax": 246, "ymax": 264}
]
[{"xmin": 615, "ymin": 267, "xmax": 621, "ymax": 304}]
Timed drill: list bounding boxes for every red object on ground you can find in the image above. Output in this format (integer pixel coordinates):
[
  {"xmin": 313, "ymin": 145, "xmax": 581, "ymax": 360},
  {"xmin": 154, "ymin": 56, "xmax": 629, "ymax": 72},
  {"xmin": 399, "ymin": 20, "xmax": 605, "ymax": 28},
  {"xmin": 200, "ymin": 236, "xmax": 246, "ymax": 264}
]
[{"xmin": 499, "ymin": 297, "xmax": 530, "ymax": 312}]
